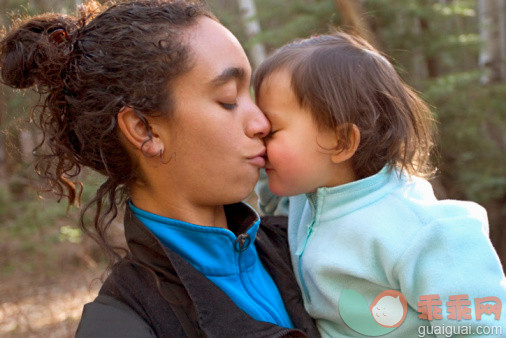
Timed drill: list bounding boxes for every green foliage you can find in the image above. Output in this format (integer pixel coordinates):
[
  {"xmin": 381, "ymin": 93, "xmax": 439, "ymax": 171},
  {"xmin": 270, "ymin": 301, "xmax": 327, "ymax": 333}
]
[
  {"xmin": 427, "ymin": 78, "xmax": 506, "ymax": 203},
  {"xmin": 0, "ymin": 170, "xmax": 105, "ymax": 276},
  {"xmin": 255, "ymin": 0, "xmax": 339, "ymax": 51},
  {"xmin": 0, "ymin": 184, "xmax": 72, "ymax": 275},
  {"xmin": 365, "ymin": 0, "xmax": 479, "ymax": 81},
  {"xmin": 208, "ymin": 0, "xmax": 249, "ymax": 49},
  {"xmin": 209, "ymin": 0, "xmax": 339, "ymax": 54},
  {"xmin": 59, "ymin": 225, "xmax": 83, "ymax": 243}
]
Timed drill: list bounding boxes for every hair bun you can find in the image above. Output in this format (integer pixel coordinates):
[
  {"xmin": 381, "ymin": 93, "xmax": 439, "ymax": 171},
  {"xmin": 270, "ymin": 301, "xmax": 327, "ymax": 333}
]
[{"xmin": 0, "ymin": 14, "xmax": 76, "ymax": 89}]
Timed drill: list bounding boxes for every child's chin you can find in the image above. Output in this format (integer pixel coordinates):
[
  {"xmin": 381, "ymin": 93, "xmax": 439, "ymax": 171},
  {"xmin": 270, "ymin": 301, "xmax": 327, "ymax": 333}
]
[{"xmin": 268, "ymin": 183, "xmax": 294, "ymax": 197}]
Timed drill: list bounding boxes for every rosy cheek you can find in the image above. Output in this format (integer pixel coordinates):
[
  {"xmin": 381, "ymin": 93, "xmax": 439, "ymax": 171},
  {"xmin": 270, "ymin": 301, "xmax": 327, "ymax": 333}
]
[
  {"xmin": 265, "ymin": 138, "xmax": 278, "ymax": 156},
  {"xmin": 268, "ymin": 139, "xmax": 309, "ymax": 178},
  {"xmin": 269, "ymin": 145, "xmax": 294, "ymax": 169},
  {"xmin": 282, "ymin": 160, "xmax": 304, "ymax": 176},
  {"xmin": 266, "ymin": 142, "xmax": 282, "ymax": 164}
]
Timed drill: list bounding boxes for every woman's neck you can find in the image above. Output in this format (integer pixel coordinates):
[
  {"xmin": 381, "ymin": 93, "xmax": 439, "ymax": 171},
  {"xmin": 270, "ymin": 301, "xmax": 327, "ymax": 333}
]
[{"xmin": 129, "ymin": 183, "xmax": 228, "ymax": 229}]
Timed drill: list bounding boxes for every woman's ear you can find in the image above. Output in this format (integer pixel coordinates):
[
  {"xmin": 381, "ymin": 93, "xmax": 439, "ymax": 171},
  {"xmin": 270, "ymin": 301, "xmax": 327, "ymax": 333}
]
[
  {"xmin": 117, "ymin": 107, "xmax": 164, "ymax": 157},
  {"xmin": 330, "ymin": 124, "xmax": 360, "ymax": 164}
]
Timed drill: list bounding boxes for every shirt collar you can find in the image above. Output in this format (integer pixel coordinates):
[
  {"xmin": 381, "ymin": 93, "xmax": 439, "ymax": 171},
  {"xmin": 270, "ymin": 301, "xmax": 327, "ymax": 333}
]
[
  {"xmin": 129, "ymin": 202, "xmax": 261, "ymax": 276},
  {"xmin": 306, "ymin": 166, "xmax": 408, "ymax": 222}
]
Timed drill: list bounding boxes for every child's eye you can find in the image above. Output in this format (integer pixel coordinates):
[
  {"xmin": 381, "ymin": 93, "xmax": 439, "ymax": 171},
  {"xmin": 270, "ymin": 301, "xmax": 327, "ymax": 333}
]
[
  {"xmin": 220, "ymin": 102, "xmax": 237, "ymax": 110},
  {"xmin": 266, "ymin": 130, "xmax": 278, "ymax": 138}
]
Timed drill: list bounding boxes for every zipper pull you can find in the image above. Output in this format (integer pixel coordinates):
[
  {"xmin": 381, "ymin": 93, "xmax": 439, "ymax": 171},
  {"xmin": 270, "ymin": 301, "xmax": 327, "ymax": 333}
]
[{"xmin": 234, "ymin": 233, "xmax": 251, "ymax": 252}]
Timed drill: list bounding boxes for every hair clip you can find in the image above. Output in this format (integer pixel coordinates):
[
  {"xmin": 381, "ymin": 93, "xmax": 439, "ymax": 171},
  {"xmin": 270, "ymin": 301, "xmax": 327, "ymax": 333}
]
[{"xmin": 49, "ymin": 28, "xmax": 70, "ymax": 44}]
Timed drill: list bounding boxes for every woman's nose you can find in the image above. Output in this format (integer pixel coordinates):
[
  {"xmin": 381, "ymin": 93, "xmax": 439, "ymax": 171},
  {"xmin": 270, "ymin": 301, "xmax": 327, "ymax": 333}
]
[{"xmin": 245, "ymin": 101, "xmax": 271, "ymax": 138}]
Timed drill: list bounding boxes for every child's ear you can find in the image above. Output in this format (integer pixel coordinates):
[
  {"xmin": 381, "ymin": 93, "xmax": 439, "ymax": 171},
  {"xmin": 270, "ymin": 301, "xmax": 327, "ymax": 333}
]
[
  {"xmin": 117, "ymin": 107, "xmax": 164, "ymax": 157},
  {"xmin": 330, "ymin": 124, "xmax": 360, "ymax": 164}
]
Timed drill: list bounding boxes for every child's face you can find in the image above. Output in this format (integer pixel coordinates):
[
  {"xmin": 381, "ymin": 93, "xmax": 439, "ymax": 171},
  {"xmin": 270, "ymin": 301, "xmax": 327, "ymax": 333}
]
[{"xmin": 257, "ymin": 70, "xmax": 345, "ymax": 196}]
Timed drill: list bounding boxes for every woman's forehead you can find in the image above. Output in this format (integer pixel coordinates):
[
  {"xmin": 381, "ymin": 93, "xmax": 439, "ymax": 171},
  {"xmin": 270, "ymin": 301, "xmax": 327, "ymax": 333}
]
[{"xmin": 183, "ymin": 17, "xmax": 251, "ymax": 84}]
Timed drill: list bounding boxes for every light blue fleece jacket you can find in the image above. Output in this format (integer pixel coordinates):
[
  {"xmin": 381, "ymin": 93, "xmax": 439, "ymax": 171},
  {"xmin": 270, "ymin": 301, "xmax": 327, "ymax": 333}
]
[
  {"xmin": 129, "ymin": 202, "xmax": 294, "ymax": 328},
  {"xmin": 260, "ymin": 166, "xmax": 506, "ymax": 337}
]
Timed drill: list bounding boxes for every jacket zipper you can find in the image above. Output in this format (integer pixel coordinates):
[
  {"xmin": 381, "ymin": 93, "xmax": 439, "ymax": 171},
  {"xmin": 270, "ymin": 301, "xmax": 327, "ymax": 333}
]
[
  {"xmin": 237, "ymin": 240, "xmax": 288, "ymax": 327},
  {"xmin": 296, "ymin": 221, "xmax": 314, "ymax": 303},
  {"xmin": 295, "ymin": 193, "xmax": 319, "ymax": 303}
]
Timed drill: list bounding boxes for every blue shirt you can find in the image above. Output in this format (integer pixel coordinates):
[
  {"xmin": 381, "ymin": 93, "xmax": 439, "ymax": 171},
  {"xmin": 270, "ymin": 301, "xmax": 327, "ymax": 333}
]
[{"xmin": 129, "ymin": 202, "xmax": 294, "ymax": 328}]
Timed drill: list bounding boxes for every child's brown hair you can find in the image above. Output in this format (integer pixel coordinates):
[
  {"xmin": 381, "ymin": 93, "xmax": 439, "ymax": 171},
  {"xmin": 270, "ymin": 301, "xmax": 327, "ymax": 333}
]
[{"xmin": 253, "ymin": 32, "xmax": 435, "ymax": 179}]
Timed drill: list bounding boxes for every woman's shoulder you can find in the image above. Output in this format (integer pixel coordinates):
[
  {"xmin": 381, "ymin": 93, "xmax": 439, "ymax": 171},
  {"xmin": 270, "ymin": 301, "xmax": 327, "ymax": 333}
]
[
  {"xmin": 75, "ymin": 294, "xmax": 156, "ymax": 338},
  {"xmin": 75, "ymin": 259, "xmax": 192, "ymax": 337},
  {"xmin": 259, "ymin": 215, "xmax": 288, "ymax": 237},
  {"xmin": 257, "ymin": 215, "xmax": 291, "ymax": 262},
  {"xmin": 256, "ymin": 215, "xmax": 294, "ymax": 289}
]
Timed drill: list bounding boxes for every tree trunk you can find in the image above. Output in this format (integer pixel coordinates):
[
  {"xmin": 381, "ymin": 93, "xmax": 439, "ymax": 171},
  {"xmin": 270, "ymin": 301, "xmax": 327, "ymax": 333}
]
[
  {"xmin": 237, "ymin": 0, "xmax": 266, "ymax": 68},
  {"xmin": 0, "ymin": 87, "xmax": 6, "ymax": 182},
  {"xmin": 478, "ymin": 0, "xmax": 503, "ymax": 84},
  {"xmin": 412, "ymin": 16, "xmax": 428, "ymax": 81},
  {"xmin": 418, "ymin": 16, "xmax": 439, "ymax": 78},
  {"xmin": 4, "ymin": 129, "xmax": 21, "ymax": 180},
  {"xmin": 0, "ymin": 135, "xmax": 6, "ymax": 183},
  {"xmin": 498, "ymin": 0, "xmax": 506, "ymax": 79}
]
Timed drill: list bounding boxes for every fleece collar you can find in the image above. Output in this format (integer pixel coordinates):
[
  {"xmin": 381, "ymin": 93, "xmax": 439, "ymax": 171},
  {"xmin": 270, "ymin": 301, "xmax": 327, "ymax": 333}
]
[{"xmin": 128, "ymin": 202, "xmax": 261, "ymax": 276}]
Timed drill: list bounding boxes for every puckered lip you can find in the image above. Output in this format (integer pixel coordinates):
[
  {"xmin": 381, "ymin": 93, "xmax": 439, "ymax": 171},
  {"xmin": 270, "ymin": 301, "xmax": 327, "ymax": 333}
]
[
  {"xmin": 247, "ymin": 148, "xmax": 266, "ymax": 160},
  {"xmin": 246, "ymin": 148, "xmax": 267, "ymax": 167}
]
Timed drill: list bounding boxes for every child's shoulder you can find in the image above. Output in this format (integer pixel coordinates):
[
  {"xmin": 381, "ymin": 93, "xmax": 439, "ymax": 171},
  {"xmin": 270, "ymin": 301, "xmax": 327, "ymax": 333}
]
[{"xmin": 392, "ymin": 175, "xmax": 488, "ymax": 230}]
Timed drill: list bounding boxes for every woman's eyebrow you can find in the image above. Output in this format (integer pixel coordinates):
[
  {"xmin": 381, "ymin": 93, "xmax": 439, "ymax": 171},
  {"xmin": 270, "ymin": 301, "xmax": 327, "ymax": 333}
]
[{"xmin": 209, "ymin": 67, "xmax": 245, "ymax": 86}]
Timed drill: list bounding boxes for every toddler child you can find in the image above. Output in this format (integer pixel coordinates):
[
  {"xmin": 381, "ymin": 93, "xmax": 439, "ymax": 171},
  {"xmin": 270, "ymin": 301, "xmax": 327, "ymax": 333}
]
[{"xmin": 253, "ymin": 32, "xmax": 506, "ymax": 337}]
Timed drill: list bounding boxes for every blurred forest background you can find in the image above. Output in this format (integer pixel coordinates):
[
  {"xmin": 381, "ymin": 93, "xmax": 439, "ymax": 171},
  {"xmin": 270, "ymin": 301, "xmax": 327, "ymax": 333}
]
[{"xmin": 0, "ymin": 0, "xmax": 505, "ymax": 336}]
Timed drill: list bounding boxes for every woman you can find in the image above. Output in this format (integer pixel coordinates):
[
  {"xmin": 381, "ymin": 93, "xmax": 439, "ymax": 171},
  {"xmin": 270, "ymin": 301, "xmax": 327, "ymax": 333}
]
[{"xmin": 0, "ymin": 0, "xmax": 319, "ymax": 336}]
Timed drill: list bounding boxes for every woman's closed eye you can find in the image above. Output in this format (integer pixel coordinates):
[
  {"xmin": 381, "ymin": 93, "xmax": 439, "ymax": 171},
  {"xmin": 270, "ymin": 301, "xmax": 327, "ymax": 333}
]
[{"xmin": 220, "ymin": 102, "xmax": 237, "ymax": 110}]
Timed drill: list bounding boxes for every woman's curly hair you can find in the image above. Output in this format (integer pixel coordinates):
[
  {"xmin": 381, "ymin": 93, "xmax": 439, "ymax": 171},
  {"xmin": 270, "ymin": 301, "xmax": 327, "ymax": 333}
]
[{"xmin": 0, "ymin": 0, "xmax": 214, "ymax": 264}]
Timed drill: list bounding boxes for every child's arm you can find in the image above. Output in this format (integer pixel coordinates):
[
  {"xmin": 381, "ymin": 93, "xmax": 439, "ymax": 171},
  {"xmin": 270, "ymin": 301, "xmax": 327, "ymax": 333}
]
[
  {"xmin": 395, "ymin": 204, "xmax": 506, "ymax": 335},
  {"xmin": 255, "ymin": 169, "xmax": 290, "ymax": 216}
]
